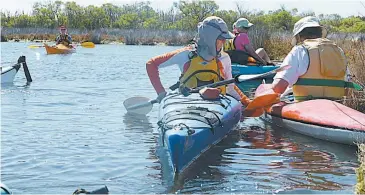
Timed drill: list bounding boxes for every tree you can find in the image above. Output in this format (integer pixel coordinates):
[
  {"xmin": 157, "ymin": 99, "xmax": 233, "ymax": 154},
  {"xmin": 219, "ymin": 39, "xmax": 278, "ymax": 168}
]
[{"xmin": 175, "ymin": 0, "xmax": 219, "ymax": 30}]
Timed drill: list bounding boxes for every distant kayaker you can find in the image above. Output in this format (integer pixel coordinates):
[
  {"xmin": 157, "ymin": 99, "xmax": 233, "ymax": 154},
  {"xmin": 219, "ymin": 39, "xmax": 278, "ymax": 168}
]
[
  {"xmin": 224, "ymin": 18, "xmax": 272, "ymax": 65},
  {"xmin": 272, "ymin": 16, "xmax": 351, "ymax": 101},
  {"xmin": 146, "ymin": 16, "xmax": 251, "ymax": 107},
  {"xmin": 56, "ymin": 25, "xmax": 72, "ymax": 46}
]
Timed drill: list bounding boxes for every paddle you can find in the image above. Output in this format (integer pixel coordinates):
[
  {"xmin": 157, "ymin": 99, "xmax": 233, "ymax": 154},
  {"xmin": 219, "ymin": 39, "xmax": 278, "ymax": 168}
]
[
  {"xmin": 124, "ymin": 65, "xmax": 290, "ymax": 115},
  {"xmin": 28, "ymin": 42, "xmax": 95, "ymax": 48},
  {"xmin": 189, "ymin": 64, "xmax": 290, "ymax": 93},
  {"xmin": 124, "ymin": 96, "xmax": 159, "ymax": 115},
  {"xmin": 18, "ymin": 56, "xmax": 32, "ymax": 83},
  {"xmin": 243, "ymin": 94, "xmax": 280, "ymax": 117},
  {"xmin": 79, "ymin": 41, "xmax": 95, "ymax": 48}
]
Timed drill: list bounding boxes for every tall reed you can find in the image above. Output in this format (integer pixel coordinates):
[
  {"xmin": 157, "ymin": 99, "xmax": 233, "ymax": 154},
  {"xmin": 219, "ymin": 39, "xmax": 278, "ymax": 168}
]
[{"xmin": 356, "ymin": 144, "xmax": 365, "ymax": 194}]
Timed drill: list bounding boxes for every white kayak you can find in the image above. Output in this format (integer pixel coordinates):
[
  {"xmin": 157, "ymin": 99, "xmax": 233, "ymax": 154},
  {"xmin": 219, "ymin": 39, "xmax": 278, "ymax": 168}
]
[
  {"xmin": 1, "ymin": 63, "xmax": 21, "ymax": 84},
  {"xmin": 1, "ymin": 56, "xmax": 32, "ymax": 84},
  {"xmin": 0, "ymin": 182, "xmax": 12, "ymax": 194}
]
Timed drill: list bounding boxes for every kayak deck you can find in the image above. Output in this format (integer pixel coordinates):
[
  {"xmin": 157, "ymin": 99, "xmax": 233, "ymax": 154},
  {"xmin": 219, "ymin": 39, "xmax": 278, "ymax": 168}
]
[
  {"xmin": 158, "ymin": 93, "xmax": 242, "ymax": 176},
  {"xmin": 44, "ymin": 43, "xmax": 75, "ymax": 54}
]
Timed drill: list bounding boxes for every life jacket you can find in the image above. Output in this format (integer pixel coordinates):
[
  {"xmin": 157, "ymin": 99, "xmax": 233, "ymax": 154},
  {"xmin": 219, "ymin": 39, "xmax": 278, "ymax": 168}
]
[
  {"xmin": 224, "ymin": 38, "xmax": 235, "ymax": 51},
  {"xmin": 58, "ymin": 34, "xmax": 71, "ymax": 46},
  {"xmin": 223, "ymin": 37, "xmax": 256, "ymax": 65},
  {"xmin": 179, "ymin": 53, "xmax": 226, "ymax": 94},
  {"xmin": 292, "ymin": 38, "xmax": 351, "ymax": 101}
]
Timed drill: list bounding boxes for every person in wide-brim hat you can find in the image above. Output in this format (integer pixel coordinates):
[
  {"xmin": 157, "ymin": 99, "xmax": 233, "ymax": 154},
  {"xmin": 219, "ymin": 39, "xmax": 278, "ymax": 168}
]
[
  {"xmin": 146, "ymin": 16, "xmax": 251, "ymax": 107},
  {"xmin": 290, "ymin": 16, "xmax": 328, "ymax": 46},
  {"xmin": 271, "ymin": 16, "xmax": 352, "ymax": 102},
  {"xmin": 231, "ymin": 18, "xmax": 272, "ymax": 65}
]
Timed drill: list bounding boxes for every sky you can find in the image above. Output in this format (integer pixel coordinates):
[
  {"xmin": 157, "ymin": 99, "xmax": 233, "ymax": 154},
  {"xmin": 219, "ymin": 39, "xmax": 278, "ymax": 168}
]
[{"xmin": 0, "ymin": 0, "xmax": 364, "ymax": 17}]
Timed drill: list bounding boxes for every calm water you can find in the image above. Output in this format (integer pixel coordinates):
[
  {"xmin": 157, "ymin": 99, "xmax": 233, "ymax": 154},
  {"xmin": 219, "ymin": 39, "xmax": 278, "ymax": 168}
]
[{"xmin": 1, "ymin": 42, "xmax": 359, "ymax": 194}]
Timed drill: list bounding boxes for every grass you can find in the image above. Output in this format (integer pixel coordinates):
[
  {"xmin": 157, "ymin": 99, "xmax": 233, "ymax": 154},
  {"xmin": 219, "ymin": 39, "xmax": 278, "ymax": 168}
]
[
  {"xmin": 2, "ymin": 27, "xmax": 194, "ymax": 46},
  {"xmin": 335, "ymin": 39, "xmax": 365, "ymax": 112},
  {"xmin": 357, "ymin": 144, "xmax": 365, "ymax": 194}
]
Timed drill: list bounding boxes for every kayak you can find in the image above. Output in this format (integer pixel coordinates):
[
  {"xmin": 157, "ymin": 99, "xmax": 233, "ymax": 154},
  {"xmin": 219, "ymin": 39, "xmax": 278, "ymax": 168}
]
[
  {"xmin": 44, "ymin": 43, "xmax": 75, "ymax": 54},
  {"xmin": 158, "ymin": 92, "xmax": 242, "ymax": 176},
  {"xmin": 1, "ymin": 182, "xmax": 12, "ymax": 194},
  {"xmin": 1, "ymin": 57, "xmax": 23, "ymax": 84},
  {"xmin": 231, "ymin": 63, "xmax": 279, "ymax": 77},
  {"xmin": 231, "ymin": 63, "xmax": 279, "ymax": 95},
  {"xmin": 257, "ymin": 85, "xmax": 365, "ymax": 145},
  {"xmin": 1, "ymin": 63, "xmax": 21, "ymax": 84}
]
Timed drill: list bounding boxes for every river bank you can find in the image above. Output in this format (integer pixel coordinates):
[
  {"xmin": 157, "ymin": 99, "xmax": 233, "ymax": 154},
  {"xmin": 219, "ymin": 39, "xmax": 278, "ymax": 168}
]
[{"xmin": 1, "ymin": 28, "xmax": 195, "ymax": 46}]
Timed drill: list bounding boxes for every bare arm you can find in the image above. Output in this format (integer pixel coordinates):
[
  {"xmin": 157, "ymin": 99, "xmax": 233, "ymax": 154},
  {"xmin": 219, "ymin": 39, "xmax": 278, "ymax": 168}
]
[
  {"xmin": 244, "ymin": 44, "xmax": 266, "ymax": 65},
  {"xmin": 272, "ymin": 79, "xmax": 289, "ymax": 94}
]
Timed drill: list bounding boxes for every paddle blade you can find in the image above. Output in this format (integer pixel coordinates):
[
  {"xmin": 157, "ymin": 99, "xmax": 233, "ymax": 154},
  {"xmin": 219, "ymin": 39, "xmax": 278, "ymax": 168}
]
[
  {"xmin": 124, "ymin": 97, "xmax": 153, "ymax": 115},
  {"xmin": 245, "ymin": 84, "xmax": 281, "ymax": 110},
  {"xmin": 81, "ymin": 42, "xmax": 95, "ymax": 48},
  {"xmin": 28, "ymin": 45, "xmax": 43, "ymax": 48},
  {"xmin": 246, "ymin": 93, "xmax": 280, "ymax": 110}
]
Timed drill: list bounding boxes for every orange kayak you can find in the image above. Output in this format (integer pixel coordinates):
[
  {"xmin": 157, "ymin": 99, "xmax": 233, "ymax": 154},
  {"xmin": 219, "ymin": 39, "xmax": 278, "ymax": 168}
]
[
  {"xmin": 44, "ymin": 43, "xmax": 76, "ymax": 54},
  {"xmin": 256, "ymin": 84, "xmax": 365, "ymax": 145}
]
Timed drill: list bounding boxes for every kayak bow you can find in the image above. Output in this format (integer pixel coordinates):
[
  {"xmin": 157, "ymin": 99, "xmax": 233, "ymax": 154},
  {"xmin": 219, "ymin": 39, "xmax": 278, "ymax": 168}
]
[{"xmin": 44, "ymin": 43, "xmax": 76, "ymax": 54}]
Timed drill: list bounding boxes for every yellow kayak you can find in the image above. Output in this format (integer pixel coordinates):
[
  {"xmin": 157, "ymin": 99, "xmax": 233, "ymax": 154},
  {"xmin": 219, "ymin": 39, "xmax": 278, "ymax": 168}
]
[{"xmin": 44, "ymin": 43, "xmax": 76, "ymax": 54}]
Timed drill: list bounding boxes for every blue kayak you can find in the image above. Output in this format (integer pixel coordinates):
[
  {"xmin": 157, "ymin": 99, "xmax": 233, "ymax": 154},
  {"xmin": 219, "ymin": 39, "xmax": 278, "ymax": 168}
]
[
  {"xmin": 231, "ymin": 63, "xmax": 279, "ymax": 77},
  {"xmin": 158, "ymin": 92, "xmax": 242, "ymax": 177},
  {"xmin": 232, "ymin": 63, "xmax": 280, "ymax": 95}
]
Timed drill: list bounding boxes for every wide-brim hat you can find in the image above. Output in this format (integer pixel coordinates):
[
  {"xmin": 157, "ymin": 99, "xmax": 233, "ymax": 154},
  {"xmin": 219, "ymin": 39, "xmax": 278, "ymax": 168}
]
[
  {"xmin": 233, "ymin": 18, "xmax": 254, "ymax": 29},
  {"xmin": 291, "ymin": 16, "xmax": 327, "ymax": 46},
  {"xmin": 196, "ymin": 16, "xmax": 235, "ymax": 61}
]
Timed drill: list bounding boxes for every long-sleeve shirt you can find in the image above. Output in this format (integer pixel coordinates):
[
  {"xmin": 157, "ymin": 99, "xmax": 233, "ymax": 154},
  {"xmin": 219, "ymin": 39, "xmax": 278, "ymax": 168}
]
[{"xmin": 146, "ymin": 46, "xmax": 251, "ymax": 105}]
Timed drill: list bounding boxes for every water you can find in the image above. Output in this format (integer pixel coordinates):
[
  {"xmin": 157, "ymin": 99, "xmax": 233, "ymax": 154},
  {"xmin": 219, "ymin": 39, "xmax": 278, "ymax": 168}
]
[{"xmin": 1, "ymin": 42, "xmax": 359, "ymax": 194}]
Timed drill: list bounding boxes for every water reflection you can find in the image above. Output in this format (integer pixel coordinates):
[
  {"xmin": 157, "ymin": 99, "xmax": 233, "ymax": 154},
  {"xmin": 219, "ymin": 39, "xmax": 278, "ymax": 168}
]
[
  {"xmin": 123, "ymin": 113, "xmax": 154, "ymax": 133},
  {"xmin": 121, "ymin": 113, "xmax": 164, "ymax": 193},
  {"xmin": 237, "ymin": 122, "xmax": 357, "ymax": 193}
]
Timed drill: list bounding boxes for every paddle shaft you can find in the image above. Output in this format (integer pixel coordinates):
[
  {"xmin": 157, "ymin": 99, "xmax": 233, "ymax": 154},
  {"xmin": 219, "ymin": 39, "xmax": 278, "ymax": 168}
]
[
  {"xmin": 190, "ymin": 65, "xmax": 289, "ymax": 93},
  {"xmin": 29, "ymin": 42, "xmax": 94, "ymax": 48},
  {"xmin": 126, "ymin": 99, "xmax": 158, "ymax": 110},
  {"xmin": 124, "ymin": 65, "xmax": 289, "ymax": 115}
]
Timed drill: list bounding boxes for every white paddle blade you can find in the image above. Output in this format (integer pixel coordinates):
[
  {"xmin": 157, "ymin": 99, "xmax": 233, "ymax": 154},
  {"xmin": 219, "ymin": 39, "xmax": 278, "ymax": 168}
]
[
  {"xmin": 237, "ymin": 74, "xmax": 261, "ymax": 82},
  {"xmin": 123, "ymin": 97, "xmax": 153, "ymax": 115}
]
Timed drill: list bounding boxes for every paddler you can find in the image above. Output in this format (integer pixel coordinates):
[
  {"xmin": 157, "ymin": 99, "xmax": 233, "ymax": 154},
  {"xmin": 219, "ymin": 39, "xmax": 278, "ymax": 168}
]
[
  {"xmin": 55, "ymin": 25, "xmax": 72, "ymax": 47},
  {"xmin": 146, "ymin": 16, "xmax": 251, "ymax": 109},
  {"xmin": 272, "ymin": 16, "xmax": 354, "ymax": 102},
  {"xmin": 224, "ymin": 18, "xmax": 272, "ymax": 65}
]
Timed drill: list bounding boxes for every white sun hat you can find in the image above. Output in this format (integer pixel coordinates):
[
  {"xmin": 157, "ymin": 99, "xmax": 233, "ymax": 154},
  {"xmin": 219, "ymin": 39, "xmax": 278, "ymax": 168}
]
[
  {"xmin": 233, "ymin": 18, "xmax": 254, "ymax": 29},
  {"xmin": 291, "ymin": 16, "xmax": 328, "ymax": 46}
]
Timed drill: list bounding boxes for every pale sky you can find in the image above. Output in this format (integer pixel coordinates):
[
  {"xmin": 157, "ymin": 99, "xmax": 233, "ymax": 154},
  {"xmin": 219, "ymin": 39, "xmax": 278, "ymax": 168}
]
[{"xmin": 1, "ymin": 0, "xmax": 364, "ymax": 17}]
